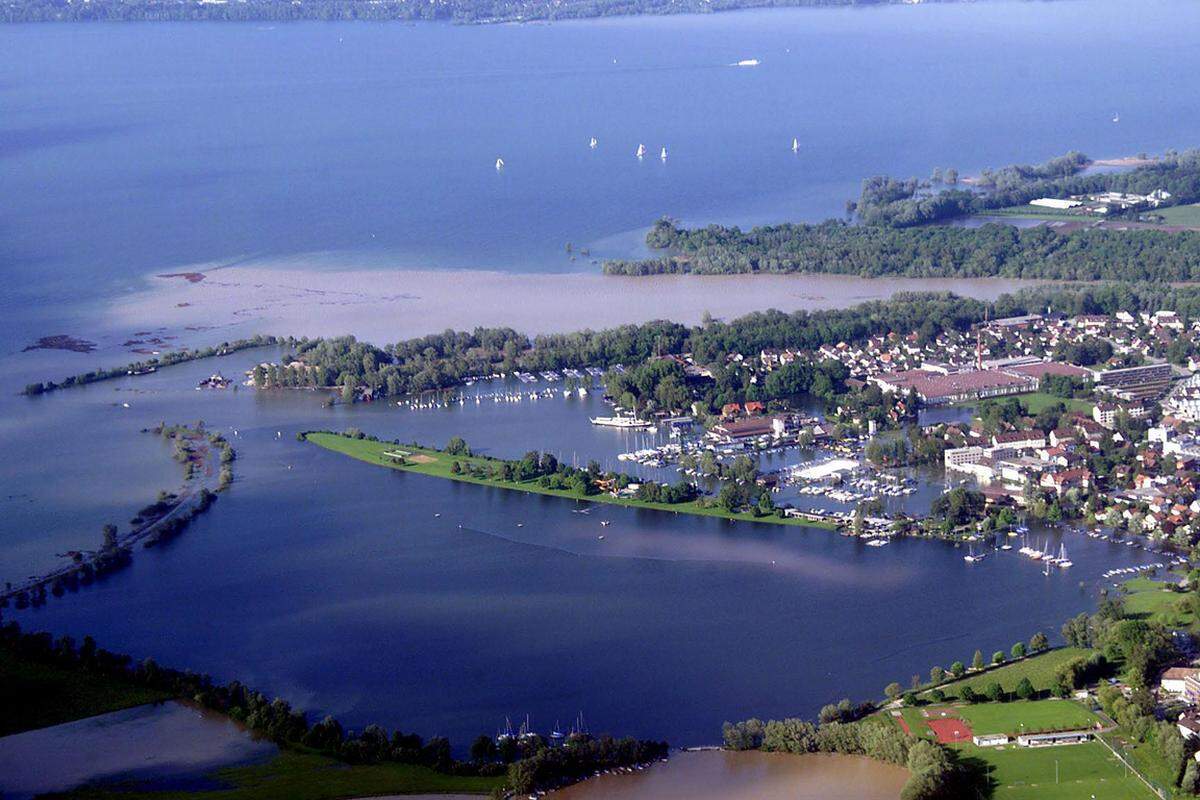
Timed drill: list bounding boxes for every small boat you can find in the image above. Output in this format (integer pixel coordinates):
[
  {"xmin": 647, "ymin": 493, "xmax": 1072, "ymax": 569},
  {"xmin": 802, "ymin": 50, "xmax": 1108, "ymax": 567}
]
[
  {"xmin": 866, "ymin": 539, "xmax": 888, "ymax": 547},
  {"xmin": 495, "ymin": 157, "xmax": 505, "ymax": 170},
  {"xmin": 791, "ymin": 137, "xmax": 799, "ymax": 153},
  {"xmin": 660, "ymin": 146, "xmax": 668, "ymax": 161},
  {"xmin": 636, "ymin": 144, "xmax": 646, "ymax": 159},
  {"xmin": 733, "ymin": 58, "xmax": 760, "ymax": 67},
  {"xmin": 589, "ymin": 137, "xmax": 598, "ymax": 149},
  {"xmin": 598, "ymin": 534, "xmax": 605, "ymax": 540},
  {"xmin": 1112, "ymin": 112, "xmax": 1120, "ymax": 123},
  {"xmin": 600, "ymin": 520, "xmax": 611, "ymax": 526},
  {"xmin": 964, "ymin": 545, "xmax": 984, "ymax": 563}
]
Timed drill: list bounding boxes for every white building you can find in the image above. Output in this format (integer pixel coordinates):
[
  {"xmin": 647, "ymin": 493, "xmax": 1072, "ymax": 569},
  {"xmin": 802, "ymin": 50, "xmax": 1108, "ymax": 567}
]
[{"xmin": 972, "ymin": 733, "xmax": 1010, "ymax": 747}]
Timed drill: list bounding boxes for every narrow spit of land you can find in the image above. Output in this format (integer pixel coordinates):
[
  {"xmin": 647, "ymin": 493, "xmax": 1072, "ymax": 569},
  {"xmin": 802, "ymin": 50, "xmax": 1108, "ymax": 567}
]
[{"xmin": 303, "ymin": 432, "xmax": 837, "ymax": 532}]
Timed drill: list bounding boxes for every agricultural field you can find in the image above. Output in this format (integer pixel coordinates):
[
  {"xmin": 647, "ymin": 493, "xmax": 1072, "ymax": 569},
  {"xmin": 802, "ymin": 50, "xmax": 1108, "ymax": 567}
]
[{"xmin": 1154, "ymin": 203, "xmax": 1200, "ymax": 228}]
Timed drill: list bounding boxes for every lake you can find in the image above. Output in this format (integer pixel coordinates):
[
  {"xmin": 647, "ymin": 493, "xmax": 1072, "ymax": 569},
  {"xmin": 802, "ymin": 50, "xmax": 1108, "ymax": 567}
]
[
  {"xmin": 2, "ymin": 0, "xmax": 1197, "ymax": 766},
  {"xmin": 4, "ymin": 0, "xmax": 1200, "ymax": 349},
  {"xmin": 5, "ymin": 353, "xmax": 1171, "ymax": 750}
]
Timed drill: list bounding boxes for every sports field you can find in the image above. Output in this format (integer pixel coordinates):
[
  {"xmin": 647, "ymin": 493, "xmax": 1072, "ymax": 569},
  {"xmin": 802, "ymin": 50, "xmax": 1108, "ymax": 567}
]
[
  {"xmin": 960, "ymin": 741, "xmax": 1156, "ymax": 800},
  {"xmin": 958, "ymin": 699, "xmax": 1099, "ymax": 736}
]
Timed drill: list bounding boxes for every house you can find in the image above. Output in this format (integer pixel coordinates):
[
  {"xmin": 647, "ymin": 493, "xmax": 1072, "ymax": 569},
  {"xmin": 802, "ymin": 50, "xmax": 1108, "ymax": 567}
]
[
  {"xmin": 721, "ymin": 403, "xmax": 742, "ymax": 418},
  {"xmin": 972, "ymin": 733, "xmax": 1010, "ymax": 747},
  {"xmin": 743, "ymin": 401, "xmax": 765, "ymax": 416},
  {"xmin": 1040, "ymin": 468, "xmax": 1093, "ymax": 496},
  {"xmin": 1179, "ymin": 713, "xmax": 1200, "ymax": 741},
  {"xmin": 1161, "ymin": 667, "xmax": 1197, "ymax": 695},
  {"xmin": 1184, "ymin": 674, "xmax": 1200, "ymax": 704}
]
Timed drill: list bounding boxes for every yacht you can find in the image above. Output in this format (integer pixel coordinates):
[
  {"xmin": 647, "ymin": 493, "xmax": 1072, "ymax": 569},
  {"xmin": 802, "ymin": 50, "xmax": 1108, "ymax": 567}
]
[
  {"xmin": 590, "ymin": 415, "xmax": 653, "ymax": 429},
  {"xmin": 495, "ymin": 157, "xmax": 505, "ymax": 170},
  {"xmin": 1056, "ymin": 543, "xmax": 1073, "ymax": 568},
  {"xmin": 636, "ymin": 143, "xmax": 646, "ymax": 159},
  {"xmin": 792, "ymin": 137, "xmax": 799, "ymax": 153},
  {"xmin": 660, "ymin": 146, "xmax": 668, "ymax": 161},
  {"xmin": 589, "ymin": 137, "xmax": 598, "ymax": 149}
]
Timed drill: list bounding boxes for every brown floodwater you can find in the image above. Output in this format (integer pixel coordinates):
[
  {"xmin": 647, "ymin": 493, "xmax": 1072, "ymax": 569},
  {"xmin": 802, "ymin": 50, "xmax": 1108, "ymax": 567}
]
[{"xmin": 549, "ymin": 750, "xmax": 909, "ymax": 800}]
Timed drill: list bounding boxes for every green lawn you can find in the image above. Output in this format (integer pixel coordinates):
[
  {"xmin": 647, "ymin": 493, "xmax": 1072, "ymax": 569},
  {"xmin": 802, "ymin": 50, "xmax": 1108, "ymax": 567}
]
[
  {"xmin": 0, "ymin": 648, "xmax": 173, "ymax": 736},
  {"xmin": 1155, "ymin": 203, "xmax": 1200, "ymax": 227},
  {"xmin": 930, "ymin": 648, "xmax": 1095, "ymax": 700},
  {"xmin": 955, "ymin": 741, "xmax": 1155, "ymax": 800},
  {"xmin": 1122, "ymin": 577, "xmax": 1194, "ymax": 627},
  {"xmin": 1020, "ymin": 392, "xmax": 1095, "ymax": 415},
  {"xmin": 306, "ymin": 432, "xmax": 835, "ymax": 531},
  {"xmin": 957, "ymin": 699, "xmax": 1099, "ymax": 736},
  {"xmin": 61, "ymin": 751, "xmax": 501, "ymax": 799},
  {"xmin": 986, "ymin": 204, "xmax": 1087, "ymax": 221}
]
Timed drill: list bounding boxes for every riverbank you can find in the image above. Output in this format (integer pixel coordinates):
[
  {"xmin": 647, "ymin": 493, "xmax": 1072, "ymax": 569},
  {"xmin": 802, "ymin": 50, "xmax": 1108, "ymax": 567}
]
[
  {"xmin": 108, "ymin": 265, "xmax": 1038, "ymax": 347},
  {"xmin": 303, "ymin": 432, "xmax": 837, "ymax": 531}
]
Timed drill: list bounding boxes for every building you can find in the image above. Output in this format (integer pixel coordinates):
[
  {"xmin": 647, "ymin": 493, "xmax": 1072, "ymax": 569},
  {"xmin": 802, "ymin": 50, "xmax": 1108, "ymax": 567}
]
[
  {"xmin": 710, "ymin": 416, "xmax": 787, "ymax": 442},
  {"xmin": 1096, "ymin": 363, "xmax": 1173, "ymax": 400},
  {"xmin": 1179, "ymin": 713, "xmax": 1200, "ymax": 741},
  {"xmin": 944, "ymin": 446, "xmax": 987, "ymax": 469},
  {"xmin": 1184, "ymin": 674, "xmax": 1200, "ymax": 705},
  {"xmin": 1161, "ymin": 667, "xmax": 1198, "ymax": 696},
  {"xmin": 1017, "ymin": 731, "xmax": 1091, "ymax": 747},
  {"xmin": 1030, "ymin": 198, "xmax": 1082, "ymax": 210},
  {"xmin": 1040, "ymin": 468, "xmax": 1093, "ymax": 496},
  {"xmin": 972, "ymin": 733, "xmax": 1010, "ymax": 747},
  {"xmin": 992, "ymin": 430, "xmax": 1047, "ymax": 451},
  {"xmin": 872, "ymin": 367, "xmax": 1037, "ymax": 405}
]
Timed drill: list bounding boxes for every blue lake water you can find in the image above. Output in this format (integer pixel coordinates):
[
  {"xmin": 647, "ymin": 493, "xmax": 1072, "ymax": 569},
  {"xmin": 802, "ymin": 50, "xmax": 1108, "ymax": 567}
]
[
  {"xmin": 5, "ymin": 355, "xmax": 1172, "ymax": 751},
  {"xmin": 2, "ymin": 0, "xmax": 1199, "ymax": 762},
  {"xmin": 3, "ymin": 0, "xmax": 1200, "ymax": 342}
]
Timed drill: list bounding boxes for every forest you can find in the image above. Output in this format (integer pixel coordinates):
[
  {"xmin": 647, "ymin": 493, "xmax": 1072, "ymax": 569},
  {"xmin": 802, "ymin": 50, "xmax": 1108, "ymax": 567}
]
[{"xmin": 604, "ymin": 150, "xmax": 1200, "ymax": 279}]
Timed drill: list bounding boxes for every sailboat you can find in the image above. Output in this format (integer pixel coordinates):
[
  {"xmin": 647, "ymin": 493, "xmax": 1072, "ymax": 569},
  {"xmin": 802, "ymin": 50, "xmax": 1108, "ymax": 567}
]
[
  {"xmin": 1112, "ymin": 112, "xmax": 1120, "ymax": 123},
  {"xmin": 1057, "ymin": 543, "xmax": 1073, "ymax": 568},
  {"xmin": 660, "ymin": 146, "xmax": 668, "ymax": 161},
  {"xmin": 589, "ymin": 137, "xmax": 598, "ymax": 149},
  {"xmin": 636, "ymin": 143, "xmax": 646, "ymax": 159},
  {"xmin": 495, "ymin": 157, "xmax": 505, "ymax": 170},
  {"xmin": 964, "ymin": 544, "xmax": 984, "ymax": 563},
  {"xmin": 791, "ymin": 137, "xmax": 799, "ymax": 153}
]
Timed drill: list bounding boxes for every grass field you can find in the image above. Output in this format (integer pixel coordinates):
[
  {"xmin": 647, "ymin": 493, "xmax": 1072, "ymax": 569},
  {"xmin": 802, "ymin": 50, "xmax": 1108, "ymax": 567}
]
[
  {"xmin": 1019, "ymin": 392, "xmax": 1095, "ymax": 415},
  {"xmin": 61, "ymin": 751, "xmax": 502, "ymax": 799},
  {"xmin": 1155, "ymin": 203, "xmax": 1200, "ymax": 227},
  {"xmin": 986, "ymin": 204, "xmax": 1087, "ymax": 221},
  {"xmin": 0, "ymin": 648, "xmax": 173, "ymax": 736},
  {"xmin": 1122, "ymin": 577, "xmax": 1194, "ymax": 627},
  {"xmin": 957, "ymin": 699, "xmax": 1099, "ymax": 736},
  {"xmin": 306, "ymin": 432, "xmax": 836, "ymax": 531},
  {"xmin": 930, "ymin": 648, "xmax": 1094, "ymax": 700},
  {"xmin": 956, "ymin": 741, "xmax": 1156, "ymax": 800}
]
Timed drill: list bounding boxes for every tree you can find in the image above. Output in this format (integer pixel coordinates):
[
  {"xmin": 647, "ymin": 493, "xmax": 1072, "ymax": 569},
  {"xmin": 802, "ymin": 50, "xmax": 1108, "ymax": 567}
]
[
  {"xmin": 445, "ymin": 436, "xmax": 470, "ymax": 456},
  {"xmin": 950, "ymin": 661, "xmax": 965, "ymax": 679},
  {"xmin": 1029, "ymin": 632, "xmax": 1049, "ymax": 652},
  {"xmin": 992, "ymin": 651, "xmax": 1006, "ymax": 666},
  {"xmin": 1011, "ymin": 642, "xmax": 1026, "ymax": 660},
  {"xmin": 972, "ymin": 650, "xmax": 985, "ymax": 671},
  {"xmin": 885, "ymin": 682, "xmax": 903, "ymax": 702},
  {"xmin": 470, "ymin": 734, "xmax": 497, "ymax": 761},
  {"xmin": 1182, "ymin": 760, "xmax": 1199, "ymax": 794},
  {"xmin": 985, "ymin": 681, "xmax": 1004, "ymax": 702},
  {"xmin": 1015, "ymin": 677, "xmax": 1036, "ymax": 700},
  {"xmin": 960, "ymin": 685, "xmax": 978, "ymax": 703},
  {"xmin": 101, "ymin": 524, "xmax": 118, "ymax": 550},
  {"xmin": 930, "ymin": 666, "xmax": 945, "ymax": 685}
]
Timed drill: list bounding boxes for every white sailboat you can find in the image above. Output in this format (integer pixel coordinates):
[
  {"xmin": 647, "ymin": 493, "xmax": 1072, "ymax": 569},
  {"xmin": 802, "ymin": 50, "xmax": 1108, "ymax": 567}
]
[
  {"xmin": 589, "ymin": 137, "xmax": 598, "ymax": 149},
  {"xmin": 660, "ymin": 146, "xmax": 668, "ymax": 161},
  {"xmin": 791, "ymin": 137, "xmax": 799, "ymax": 153},
  {"xmin": 1057, "ymin": 543, "xmax": 1073, "ymax": 568},
  {"xmin": 964, "ymin": 544, "xmax": 984, "ymax": 563},
  {"xmin": 636, "ymin": 143, "xmax": 646, "ymax": 159},
  {"xmin": 495, "ymin": 157, "xmax": 505, "ymax": 170},
  {"xmin": 1112, "ymin": 112, "xmax": 1120, "ymax": 123}
]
